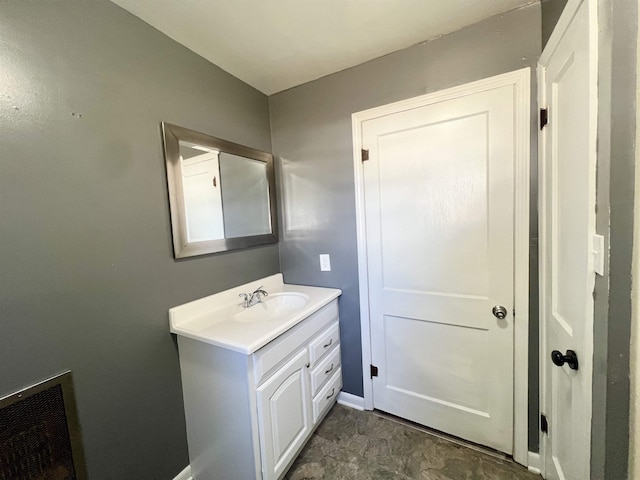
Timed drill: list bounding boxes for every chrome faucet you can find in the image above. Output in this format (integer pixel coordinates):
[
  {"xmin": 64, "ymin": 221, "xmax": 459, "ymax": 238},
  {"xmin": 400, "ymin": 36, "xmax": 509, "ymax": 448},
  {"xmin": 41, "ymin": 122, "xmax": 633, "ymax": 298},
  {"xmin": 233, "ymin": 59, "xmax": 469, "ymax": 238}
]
[{"xmin": 239, "ymin": 286, "xmax": 269, "ymax": 308}]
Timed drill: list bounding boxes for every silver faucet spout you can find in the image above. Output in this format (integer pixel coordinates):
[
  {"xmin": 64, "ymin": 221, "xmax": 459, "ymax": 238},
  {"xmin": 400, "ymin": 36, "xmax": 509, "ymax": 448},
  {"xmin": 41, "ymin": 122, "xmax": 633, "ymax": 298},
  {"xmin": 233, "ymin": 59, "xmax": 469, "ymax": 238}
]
[{"xmin": 252, "ymin": 286, "xmax": 268, "ymax": 298}]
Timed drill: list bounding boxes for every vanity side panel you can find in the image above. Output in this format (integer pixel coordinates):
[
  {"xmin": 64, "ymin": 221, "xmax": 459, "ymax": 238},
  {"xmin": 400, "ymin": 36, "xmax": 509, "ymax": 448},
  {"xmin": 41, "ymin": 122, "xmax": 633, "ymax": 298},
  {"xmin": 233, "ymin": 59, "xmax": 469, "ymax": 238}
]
[{"xmin": 177, "ymin": 336, "xmax": 260, "ymax": 480}]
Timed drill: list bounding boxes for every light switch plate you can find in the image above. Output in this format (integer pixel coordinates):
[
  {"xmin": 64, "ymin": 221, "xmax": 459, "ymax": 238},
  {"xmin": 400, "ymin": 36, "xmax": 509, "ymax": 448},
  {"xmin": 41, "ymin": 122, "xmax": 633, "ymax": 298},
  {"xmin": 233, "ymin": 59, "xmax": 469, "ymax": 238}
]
[
  {"xmin": 319, "ymin": 254, "xmax": 331, "ymax": 272},
  {"xmin": 593, "ymin": 234, "xmax": 605, "ymax": 276}
]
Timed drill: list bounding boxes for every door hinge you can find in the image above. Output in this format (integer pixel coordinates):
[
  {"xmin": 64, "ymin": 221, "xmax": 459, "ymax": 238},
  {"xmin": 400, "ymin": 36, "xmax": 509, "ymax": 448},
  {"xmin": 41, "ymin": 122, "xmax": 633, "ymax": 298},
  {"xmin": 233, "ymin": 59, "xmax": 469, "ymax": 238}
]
[
  {"xmin": 541, "ymin": 414, "xmax": 549, "ymax": 434},
  {"xmin": 370, "ymin": 364, "xmax": 378, "ymax": 378},
  {"xmin": 361, "ymin": 149, "xmax": 370, "ymax": 162},
  {"xmin": 540, "ymin": 108, "xmax": 549, "ymax": 130}
]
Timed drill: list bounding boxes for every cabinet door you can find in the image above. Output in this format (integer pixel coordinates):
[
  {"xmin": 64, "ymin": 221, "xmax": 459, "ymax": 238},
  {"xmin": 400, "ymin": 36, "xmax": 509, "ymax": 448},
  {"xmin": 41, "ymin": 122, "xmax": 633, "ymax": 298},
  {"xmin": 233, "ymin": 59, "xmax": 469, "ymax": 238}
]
[{"xmin": 257, "ymin": 348, "xmax": 311, "ymax": 480}]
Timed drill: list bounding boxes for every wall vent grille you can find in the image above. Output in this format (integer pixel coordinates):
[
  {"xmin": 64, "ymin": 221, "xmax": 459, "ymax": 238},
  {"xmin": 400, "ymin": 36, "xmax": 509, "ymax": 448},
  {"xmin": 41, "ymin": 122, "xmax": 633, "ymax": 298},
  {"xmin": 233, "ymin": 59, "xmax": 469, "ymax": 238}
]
[{"xmin": 0, "ymin": 372, "xmax": 86, "ymax": 480}]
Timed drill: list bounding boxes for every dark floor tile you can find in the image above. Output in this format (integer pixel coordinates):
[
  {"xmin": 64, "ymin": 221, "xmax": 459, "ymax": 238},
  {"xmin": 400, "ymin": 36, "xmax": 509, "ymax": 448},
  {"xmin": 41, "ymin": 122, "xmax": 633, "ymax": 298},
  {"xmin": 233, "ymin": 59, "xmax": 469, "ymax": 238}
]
[{"xmin": 285, "ymin": 405, "xmax": 540, "ymax": 480}]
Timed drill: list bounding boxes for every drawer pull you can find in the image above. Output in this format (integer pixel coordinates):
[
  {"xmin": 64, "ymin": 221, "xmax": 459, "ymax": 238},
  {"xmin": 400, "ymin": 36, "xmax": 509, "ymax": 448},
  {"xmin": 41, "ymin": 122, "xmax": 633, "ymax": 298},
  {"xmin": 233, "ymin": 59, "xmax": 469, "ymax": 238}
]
[
  {"xmin": 323, "ymin": 338, "xmax": 333, "ymax": 348},
  {"xmin": 324, "ymin": 363, "xmax": 335, "ymax": 374},
  {"xmin": 326, "ymin": 387, "xmax": 335, "ymax": 400}
]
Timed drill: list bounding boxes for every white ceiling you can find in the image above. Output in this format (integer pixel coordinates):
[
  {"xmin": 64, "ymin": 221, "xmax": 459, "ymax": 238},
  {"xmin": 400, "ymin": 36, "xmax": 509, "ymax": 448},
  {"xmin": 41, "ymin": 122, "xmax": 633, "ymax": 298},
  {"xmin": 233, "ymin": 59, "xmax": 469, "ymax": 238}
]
[{"xmin": 112, "ymin": 0, "xmax": 535, "ymax": 95}]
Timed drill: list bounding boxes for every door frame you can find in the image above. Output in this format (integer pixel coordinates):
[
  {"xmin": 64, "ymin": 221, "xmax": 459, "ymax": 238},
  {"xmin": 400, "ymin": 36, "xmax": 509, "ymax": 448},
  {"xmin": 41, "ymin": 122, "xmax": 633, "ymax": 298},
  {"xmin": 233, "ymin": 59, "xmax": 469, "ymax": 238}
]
[
  {"xmin": 537, "ymin": 0, "xmax": 598, "ymax": 477},
  {"xmin": 351, "ymin": 68, "xmax": 531, "ymax": 466}
]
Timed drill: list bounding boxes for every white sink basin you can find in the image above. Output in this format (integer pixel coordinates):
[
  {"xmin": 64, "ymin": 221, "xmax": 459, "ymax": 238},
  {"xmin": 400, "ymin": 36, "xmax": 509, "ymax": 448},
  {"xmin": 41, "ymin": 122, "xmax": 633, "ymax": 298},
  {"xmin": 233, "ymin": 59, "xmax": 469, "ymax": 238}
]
[
  {"xmin": 233, "ymin": 292, "xmax": 310, "ymax": 323},
  {"xmin": 169, "ymin": 274, "xmax": 341, "ymax": 353}
]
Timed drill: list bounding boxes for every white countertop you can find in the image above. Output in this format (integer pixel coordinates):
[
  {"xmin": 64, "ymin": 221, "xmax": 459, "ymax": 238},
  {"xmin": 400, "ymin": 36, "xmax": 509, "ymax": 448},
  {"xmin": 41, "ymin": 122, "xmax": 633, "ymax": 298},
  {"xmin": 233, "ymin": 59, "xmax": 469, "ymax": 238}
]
[{"xmin": 169, "ymin": 273, "xmax": 342, "ymax": 354}]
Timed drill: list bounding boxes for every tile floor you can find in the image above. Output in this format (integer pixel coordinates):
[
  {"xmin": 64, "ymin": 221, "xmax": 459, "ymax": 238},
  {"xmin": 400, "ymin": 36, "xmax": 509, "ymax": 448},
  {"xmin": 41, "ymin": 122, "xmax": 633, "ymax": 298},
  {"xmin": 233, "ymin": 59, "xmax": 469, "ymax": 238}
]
[{"xmin": 285, "ymin": 404, "xmax": 540, "ymax": 480}]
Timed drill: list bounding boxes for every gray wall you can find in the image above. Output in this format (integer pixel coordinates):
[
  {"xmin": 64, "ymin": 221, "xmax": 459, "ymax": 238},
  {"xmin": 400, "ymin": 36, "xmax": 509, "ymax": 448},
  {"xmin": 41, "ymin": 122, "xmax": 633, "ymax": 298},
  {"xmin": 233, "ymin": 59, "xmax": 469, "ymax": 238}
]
[
  {"xmin": 592, "ymin": 1, "xmax": 637, "ymax": 478},
  {"xmin": 270, "ymin": 3, "xmax": 542, "ymax": 450},
  {"xmin": 541, "ymin": 0, "xmax": 568, "ymax": 47},
  {"xmin": 0, "ymin": 1, "xmax": 278, "ymax": 478}
]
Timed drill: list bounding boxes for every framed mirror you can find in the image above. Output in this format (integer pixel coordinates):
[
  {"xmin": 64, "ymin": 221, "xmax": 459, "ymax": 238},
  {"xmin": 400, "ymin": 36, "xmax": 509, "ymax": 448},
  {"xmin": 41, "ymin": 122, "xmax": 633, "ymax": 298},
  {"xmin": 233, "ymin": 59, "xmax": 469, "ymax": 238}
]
[{"xmin": 161, "ymin": 122, "xmax": 278, "ymax": 258}]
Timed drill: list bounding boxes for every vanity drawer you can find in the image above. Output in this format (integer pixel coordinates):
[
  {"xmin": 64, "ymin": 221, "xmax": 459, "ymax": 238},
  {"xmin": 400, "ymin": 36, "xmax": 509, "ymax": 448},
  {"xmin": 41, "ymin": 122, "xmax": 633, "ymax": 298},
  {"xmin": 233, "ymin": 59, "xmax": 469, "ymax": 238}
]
[
  {"xmin": 312, "ymin": 368, "xmax": 342, "ymax": 424},
  {"xmin": 253, "ymin": 300, "xmax": 338, "ymax": 385},
  {"xmin": 310, "ymin": 346, "xmax": 341, "ymax": 396},
  {"xmin": 309, "ymin": 321, "xmax": 340, "ymax": 368}
]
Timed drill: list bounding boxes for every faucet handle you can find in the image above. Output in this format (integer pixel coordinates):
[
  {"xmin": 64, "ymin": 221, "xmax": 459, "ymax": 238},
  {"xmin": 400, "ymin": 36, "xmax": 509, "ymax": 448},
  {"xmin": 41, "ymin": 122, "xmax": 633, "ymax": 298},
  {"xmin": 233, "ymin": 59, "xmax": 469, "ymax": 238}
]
[
  {"xmin": 252, "ymin": 286, "xmax": 268, "ymax": 296},
  {"xmin": 239, "ymin": 292, "xmax": 250, "ymax": 307}
]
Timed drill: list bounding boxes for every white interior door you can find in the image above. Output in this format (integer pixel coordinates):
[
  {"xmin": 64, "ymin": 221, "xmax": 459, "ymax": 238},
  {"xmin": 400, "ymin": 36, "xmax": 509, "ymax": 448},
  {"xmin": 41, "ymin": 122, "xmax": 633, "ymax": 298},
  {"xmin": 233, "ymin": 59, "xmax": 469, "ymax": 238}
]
[
  {"xmin": 363, "ymin": 82, "xmax": 517, "ymax": 454},
  {"xmin": 181, "ymin": 151, "xmax": 225, "ymax": 242},
  {"xmin": 539, "ymin": 1, "xmax": 596, "ymax": 479}
]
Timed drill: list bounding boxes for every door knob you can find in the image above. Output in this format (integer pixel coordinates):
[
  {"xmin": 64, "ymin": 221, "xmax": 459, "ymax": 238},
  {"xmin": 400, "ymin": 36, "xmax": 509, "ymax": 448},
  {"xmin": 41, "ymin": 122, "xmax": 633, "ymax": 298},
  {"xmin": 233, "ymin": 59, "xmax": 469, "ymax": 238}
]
[
  {"xmin": 551, "ymin": 350, "xmax": 579, "ymax": 370},
  {"xmin": 492, "ymin": 305, "xmax": 508, "ymax": 319}
]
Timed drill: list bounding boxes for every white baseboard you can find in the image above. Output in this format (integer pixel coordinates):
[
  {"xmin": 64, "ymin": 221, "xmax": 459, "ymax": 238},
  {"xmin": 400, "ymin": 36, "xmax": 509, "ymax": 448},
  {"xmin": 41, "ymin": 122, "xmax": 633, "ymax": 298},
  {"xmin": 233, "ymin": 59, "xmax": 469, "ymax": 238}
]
[
  {"xmin": 173, "ymin": 465, "xmax": 192, "ymax": 480},
  {"xmin": 337, "ymin": 391, "xmax": 365, "ymax": 410},
  {"xmin": 527, "ymin": 451, "xmax": 541, "ymax": 474}
]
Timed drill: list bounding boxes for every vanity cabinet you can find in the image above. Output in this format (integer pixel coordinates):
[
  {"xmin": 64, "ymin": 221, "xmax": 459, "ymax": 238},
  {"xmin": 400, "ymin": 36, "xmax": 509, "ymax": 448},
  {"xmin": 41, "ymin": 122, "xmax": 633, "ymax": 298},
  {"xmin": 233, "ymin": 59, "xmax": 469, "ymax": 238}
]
[{"xmin": 176, "ymin": 298, "xmax": 341, "ymax": 480}]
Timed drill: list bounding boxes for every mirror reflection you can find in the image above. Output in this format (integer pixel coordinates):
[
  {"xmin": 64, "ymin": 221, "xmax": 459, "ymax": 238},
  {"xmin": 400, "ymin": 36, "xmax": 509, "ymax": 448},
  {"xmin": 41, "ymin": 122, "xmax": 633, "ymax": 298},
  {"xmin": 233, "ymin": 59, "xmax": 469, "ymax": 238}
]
[{"xmin": 162, "ymin": 123, "xmax": 277, "ymax": 258}]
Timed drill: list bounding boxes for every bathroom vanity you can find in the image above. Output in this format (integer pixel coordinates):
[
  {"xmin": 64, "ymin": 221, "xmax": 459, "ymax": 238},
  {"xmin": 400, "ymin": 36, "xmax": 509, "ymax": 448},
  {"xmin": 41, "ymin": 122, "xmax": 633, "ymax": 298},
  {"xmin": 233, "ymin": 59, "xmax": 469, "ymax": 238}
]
[{"xmin": 169, "ymin": 274, "xmax": 342, "ymax": 480}]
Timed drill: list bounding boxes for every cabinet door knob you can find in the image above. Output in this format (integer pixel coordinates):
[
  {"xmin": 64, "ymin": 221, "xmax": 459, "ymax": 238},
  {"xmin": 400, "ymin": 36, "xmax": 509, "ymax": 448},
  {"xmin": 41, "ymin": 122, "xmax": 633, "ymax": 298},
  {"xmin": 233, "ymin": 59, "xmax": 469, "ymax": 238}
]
[
  {"xmin": 325, "ymin": 363, "xmax": 334, "ymax": 374},
  {"xmin": 326, "ymin": 387, "xmax": 335, "ymax": 400},
  {"xmin": 323, "ymin": 338, "xmax": 333, "ymax": 348}
]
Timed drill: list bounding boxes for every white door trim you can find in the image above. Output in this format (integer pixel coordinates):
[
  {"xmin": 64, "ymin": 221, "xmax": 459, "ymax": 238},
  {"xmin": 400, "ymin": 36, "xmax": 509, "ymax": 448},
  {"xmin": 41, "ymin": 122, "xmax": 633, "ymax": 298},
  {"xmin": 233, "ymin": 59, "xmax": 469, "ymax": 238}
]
[
  {"xmin": 538, "ymin": 0, "xmax": 598, "ymax": 477},
  {"xmin": 352, "ymin": 67, "xmax": 531, "ymax": 466}
]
